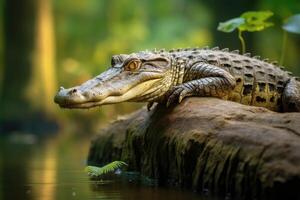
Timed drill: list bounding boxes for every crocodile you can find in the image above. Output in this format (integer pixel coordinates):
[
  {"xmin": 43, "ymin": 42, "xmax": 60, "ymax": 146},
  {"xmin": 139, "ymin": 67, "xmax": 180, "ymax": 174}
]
[{"xmin": 54, "ymin": 47, "xmax": 300, "ymax": 112}]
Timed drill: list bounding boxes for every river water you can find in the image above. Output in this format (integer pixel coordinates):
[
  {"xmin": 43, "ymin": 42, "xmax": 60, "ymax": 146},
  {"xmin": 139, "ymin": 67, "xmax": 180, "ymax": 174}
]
[{"xmin": 0, "ymin": 131, "xmax": 213, "ymax": 200}]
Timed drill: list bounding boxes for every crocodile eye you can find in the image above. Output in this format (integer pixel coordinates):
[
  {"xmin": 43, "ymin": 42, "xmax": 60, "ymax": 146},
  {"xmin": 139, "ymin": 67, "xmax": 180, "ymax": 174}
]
[{"xmin": 124, "ymin": 60, "xmax": 141, "ymax": 71}]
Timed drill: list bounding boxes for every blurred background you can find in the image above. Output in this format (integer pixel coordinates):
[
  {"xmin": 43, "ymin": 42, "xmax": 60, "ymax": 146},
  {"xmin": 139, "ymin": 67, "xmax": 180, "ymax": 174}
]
[{"xmin": 0, "ymin": 0, "xmax": 299, "ymax": 199}]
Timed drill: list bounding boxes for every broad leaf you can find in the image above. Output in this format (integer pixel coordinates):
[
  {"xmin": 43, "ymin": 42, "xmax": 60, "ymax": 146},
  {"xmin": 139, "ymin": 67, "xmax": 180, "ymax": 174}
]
[
  {"xmin": 282, "ymin": 14, "xmax": 300, "ymax": 34},
  {"xmin": 217, "ymin": 17, "xmax": 245, "ymax": 33},
  {"xmin": 239, "ymin": 11, "xmax": 274, "ymax": 32}
]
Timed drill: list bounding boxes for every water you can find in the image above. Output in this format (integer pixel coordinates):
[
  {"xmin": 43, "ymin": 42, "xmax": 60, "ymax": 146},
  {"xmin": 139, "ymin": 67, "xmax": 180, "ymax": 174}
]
[{"xmin": 0, "ymin": 131, "xmax": 208, "ymax": 200}]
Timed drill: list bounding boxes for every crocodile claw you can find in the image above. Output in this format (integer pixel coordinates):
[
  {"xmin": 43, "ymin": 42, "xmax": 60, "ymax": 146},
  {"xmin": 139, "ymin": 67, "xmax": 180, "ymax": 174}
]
[
  {"xmin": 178, "ymin": 89, "xmax": 189, "ymax": 103},
  {"xmin": 166, "ymin": 85, "xmax": 190, "ymax": 107}
]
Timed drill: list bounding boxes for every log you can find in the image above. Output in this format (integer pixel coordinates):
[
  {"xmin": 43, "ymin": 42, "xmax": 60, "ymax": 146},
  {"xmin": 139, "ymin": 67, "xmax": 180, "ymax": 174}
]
[{"xmin": 88, "ymin": 97, "xmax": 300, "ymax": 200}]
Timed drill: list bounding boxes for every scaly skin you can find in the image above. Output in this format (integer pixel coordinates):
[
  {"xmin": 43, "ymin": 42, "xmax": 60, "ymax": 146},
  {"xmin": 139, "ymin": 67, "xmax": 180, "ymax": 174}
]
[{"xmin": 54, "ymin": 47, "xmax": 300, "ymax": 112}]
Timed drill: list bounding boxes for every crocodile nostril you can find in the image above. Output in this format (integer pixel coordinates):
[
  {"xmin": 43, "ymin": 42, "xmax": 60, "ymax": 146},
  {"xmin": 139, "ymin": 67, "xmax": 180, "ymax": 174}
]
[{"xmin": 68, "ymin": 88, "xmax": 78, "ymax": 94}]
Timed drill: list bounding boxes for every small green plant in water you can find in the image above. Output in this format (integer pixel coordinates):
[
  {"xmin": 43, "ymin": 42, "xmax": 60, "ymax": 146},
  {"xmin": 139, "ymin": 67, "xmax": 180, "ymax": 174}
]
[
  {"xmin": 218, "ymin": 11, "xmax": 274, "ymax": 54},
  {"xmin": 280, "ymin": 14, "xmax": 300, "ymax": 65},
  {"xmin": 85, "ymin": 161, "xmax": 128, "ymax": 177}
]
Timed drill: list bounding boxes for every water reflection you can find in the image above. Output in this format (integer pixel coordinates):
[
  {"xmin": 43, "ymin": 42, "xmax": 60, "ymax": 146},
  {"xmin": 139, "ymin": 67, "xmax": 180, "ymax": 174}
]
[
  {"xmin": 0, "ymin": 132, "xmax": 206, "ymax": 200},
  {"xmin": 29, "ymin": 136, "xmax": 57, "ymax": 200}
]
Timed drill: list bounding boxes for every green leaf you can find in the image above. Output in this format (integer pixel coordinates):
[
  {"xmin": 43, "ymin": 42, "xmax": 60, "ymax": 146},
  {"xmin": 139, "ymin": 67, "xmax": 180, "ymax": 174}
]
[
  {"xmin": 282, "ymin": 14, "xmax": 300, "ymax": 34},
  {"xmin": 85, "ymin": 161, "xmax": 128, "ymax": 177},
  {"xmin": 217, "ymin": 17, "xmax": 245, "ymax": 33},
  {"xmin": 239, "ymin": 11, "xmax": 274, "ymax": 32}
]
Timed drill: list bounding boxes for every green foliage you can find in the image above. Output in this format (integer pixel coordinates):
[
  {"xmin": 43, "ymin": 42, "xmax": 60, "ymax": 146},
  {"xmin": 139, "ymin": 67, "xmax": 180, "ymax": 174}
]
[
  {"xmin": 239, "ymin": 11, "xmax": 274, "ymax": 32},
  {"xmin": 217, "ymin": 18, "xmax": 245, "ymax": 33},
  {"xmin": 282, "ymin": 14, "xmax": 300, "ymax": 34},
  {"xmin": 218, "ymin": 11, "xmax": 274, "ymax": 54},
  {"xmin": 85, "ymin": 161, "xmax": 128, "ymax": 177},
  {"xmin": 218, "ymin": 11, "xmax": 274, "ymax": 33},
  {"xmin": 218, "ymin": 11, "xmax": 300, "ymax": 65}
]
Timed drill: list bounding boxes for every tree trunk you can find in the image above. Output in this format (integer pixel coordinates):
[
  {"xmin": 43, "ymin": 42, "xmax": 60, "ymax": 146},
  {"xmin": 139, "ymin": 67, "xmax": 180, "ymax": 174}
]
[{"xmin": 0, "ymin": 0, "xmax": 57, "ymax": 133}]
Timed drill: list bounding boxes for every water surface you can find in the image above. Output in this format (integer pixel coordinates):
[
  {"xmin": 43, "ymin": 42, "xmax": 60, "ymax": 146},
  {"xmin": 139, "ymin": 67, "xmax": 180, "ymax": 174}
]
[{"xmin": 0, "ymin": 131, "xmax": 210, "ymax": 200}]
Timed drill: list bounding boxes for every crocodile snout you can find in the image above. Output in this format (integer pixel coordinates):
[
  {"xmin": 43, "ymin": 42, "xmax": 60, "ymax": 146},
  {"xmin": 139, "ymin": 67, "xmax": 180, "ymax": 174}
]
[{"xmin": 54, "ymin": 86, "xmax": 86, "ymax": 107}]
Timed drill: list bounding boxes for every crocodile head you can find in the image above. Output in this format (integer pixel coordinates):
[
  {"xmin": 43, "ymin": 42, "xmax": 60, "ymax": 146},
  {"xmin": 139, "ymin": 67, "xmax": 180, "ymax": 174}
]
[{"xmin": 54, "ymin": 51, "xmax": 176, "ymax": 109}]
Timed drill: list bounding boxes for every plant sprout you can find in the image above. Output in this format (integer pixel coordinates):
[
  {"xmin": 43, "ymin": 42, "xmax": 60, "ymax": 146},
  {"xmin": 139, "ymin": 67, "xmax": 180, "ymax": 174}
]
[
  {"xmin": 218, "ymin": 11, "xmax": 274, "ymax": 54},
  {"xmin": 280, "ymin": 14, "xmax": 300, "ymax": 65},
  {"xmin": 85, "ymin": 161, "xmax": 128, "ymax": 177}
]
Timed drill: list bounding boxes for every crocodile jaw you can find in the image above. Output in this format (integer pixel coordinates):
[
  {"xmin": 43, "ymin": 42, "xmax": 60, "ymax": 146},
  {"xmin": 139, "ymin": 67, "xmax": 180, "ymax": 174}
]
[
  {"xmin": 56, "ymin": 79, "xmax": 160, "ymax": 109},
  {"xmin": 54, "ymin": 70, "xmax": 164, "ymax": 109}
]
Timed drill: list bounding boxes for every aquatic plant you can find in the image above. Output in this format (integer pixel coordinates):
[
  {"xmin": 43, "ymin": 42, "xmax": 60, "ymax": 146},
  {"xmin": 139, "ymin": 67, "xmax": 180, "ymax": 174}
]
[
  {"xmin": 218, "ymin": 11, "xmax": 274, "ymax": 54},
  {"xmin": 85, "ymin": 161, "xmax": 128, "ymax": 177}
]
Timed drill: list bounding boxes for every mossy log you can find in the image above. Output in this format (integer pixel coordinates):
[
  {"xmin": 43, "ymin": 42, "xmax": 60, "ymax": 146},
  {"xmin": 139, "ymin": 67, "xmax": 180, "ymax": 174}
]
[{"xmin": 88, "ymin": 98, "xmax": 300, "ymax": 200}]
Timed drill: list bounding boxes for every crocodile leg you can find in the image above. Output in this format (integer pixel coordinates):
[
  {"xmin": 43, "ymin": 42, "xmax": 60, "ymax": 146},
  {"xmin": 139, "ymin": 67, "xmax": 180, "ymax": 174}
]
[
  {"xmin": 166, "ymin": 62, "xmax": 236, "ymax": 107},
  {"xmin": 282, "ymin": 78, "xmax": 300, "ymax": 112}
]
